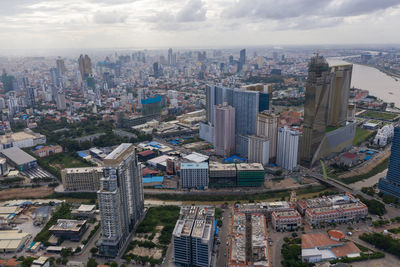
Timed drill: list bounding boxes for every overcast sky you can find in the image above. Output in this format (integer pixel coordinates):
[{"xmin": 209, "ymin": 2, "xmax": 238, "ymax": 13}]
[{"xmin": 1, "ymin": 0, "xmax": 400, "ymax": 51}]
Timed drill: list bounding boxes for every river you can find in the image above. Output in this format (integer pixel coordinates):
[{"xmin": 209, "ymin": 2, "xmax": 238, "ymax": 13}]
[{"xmin": 327, "ymin": 57, "xmax": 400, "ymax": 107}]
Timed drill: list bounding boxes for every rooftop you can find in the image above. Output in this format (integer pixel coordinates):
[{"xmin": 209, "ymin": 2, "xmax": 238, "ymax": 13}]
[
  {"xmin": 105, "ymin": 143, "xmax": 133, "ymax": 160},
  {"xmin": 302, "ymin": 233, "xmax": 339, "ymax": 249},
  {"xmin": 49, "ymin": 219, "xmax": 87, "ymax": 232},
  {"xmin": 183, "ymin": 152, "xmax": 209, "ymax": 163},
  {"xmin": 64, "ymin": 167, "xmax": 103, "ymax": 174},
  {"xmin": 209, "ymin": 162, "xmax": 236, "ymax": 171},
  {"xmin": 180, "ymin": 162, "xmax": 209, "ymax": 169},
  {"xmin": 1, "ymin": 147, "xmax": 37, "ymax": 165},
  {"xmin": 236, "ymin": 163, "xmax": 264, "ymax": 171}
]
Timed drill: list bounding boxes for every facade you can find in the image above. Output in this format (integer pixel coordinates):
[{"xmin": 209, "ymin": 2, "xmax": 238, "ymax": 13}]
[
  {"xmin": 78, "ymin": 54, "xmax": 92, "ymax": 80},
  {"xmin": 180, "ymin": 162, "xmax": 209, "ymax": 189},
  {"xmin": 256, "ymin": 112, "xmax": 278, "ymax": 160},
  {"xmin": 379, "ymin": 126, "xmax": 400, "ymax": 198},
  {"xmin": 236, "ymin": 163, "xmax": 265, "ymax": 187},
  {"xmin": 276, "ymin": 127, "xmax": 300, "ymax": 171},
  {"xmin": 1, "ymin": 147, "xmax": 37, "ymax": 171},
  {"xmin": 208, "ymin": 162, "xmax": 236, "ymax": 188},
  {"xmin": 300, "ymin": 55, "xmax": 332, "ymax": 166},
  {"xmin": 248, "ymin": 135, "xmax": 270, "ymax": 166},
  {"xmin": 0, "ymin": 129, "xmax": 46, "ymax": 151},
  {"xmin": 173, "ymin": 207, "xmax": 215, "ymax": 267},
  {"xmin": 98, "ymin": 143, "xmax": 144, "ymax": 257},
  {"xmin": 61, "ymin": 167, "xmax": 103, "ymax": 192},
  {"xmin": 271, "ymin": 210, "xmax": 301, "ymax": 231},
  {"xmin": 327, "ymin": 64, "xmax": 353, "ymax": 126},
  {"xmin": 213, "ymin": 103, "xmax": 235, "ymax": 157},
  {"xmin": 56, "ymin": 91, "xmax": 67, "ymax": 110},
  {"xmin": 34, "ymin": 145, "xmax": 63, "ymax": 158}
]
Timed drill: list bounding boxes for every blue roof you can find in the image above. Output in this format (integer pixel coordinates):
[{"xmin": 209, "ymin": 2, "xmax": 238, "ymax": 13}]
[
  {"xmin": 141, "ymin": 95, "xmax": 162, "ymax": 105},
  {"xmin": 365, "ymin": 155, "xmax": 372, "ymax": 160},
  {"xmin": 77, "ymin": 151, "xmax": 89, "ymax": 158},
  {"xmin": 169, "ymin": 140, "xmax": 179, "ymax": 145},
  {"xmin": 35, "ymin": 145, "xmax": 44, "ymax": 150},
  {"xmin": 223, "ymin": 155, "xmax": 246, "ymax": 163},
  {"xmin": 366, "ymin": 151, "xmax": 374, "ymax": 155},
  {"xmin": 143, "ymin": 176, "xmax": 164, "ymax": 183},
  {"xmin": 148, "ymin": 141, "xmax": 160, "ymax": 146}
]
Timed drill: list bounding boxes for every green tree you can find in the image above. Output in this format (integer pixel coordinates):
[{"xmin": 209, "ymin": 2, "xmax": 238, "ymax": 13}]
[{"xmin": 86, "ymin": 258, "xmax": 98, "ymax": 267}]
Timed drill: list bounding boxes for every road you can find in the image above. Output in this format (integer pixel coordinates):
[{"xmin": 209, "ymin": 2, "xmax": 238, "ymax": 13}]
[{"xmin": 215, "ymin": 208, "xmax": 232, "ymax": 267}]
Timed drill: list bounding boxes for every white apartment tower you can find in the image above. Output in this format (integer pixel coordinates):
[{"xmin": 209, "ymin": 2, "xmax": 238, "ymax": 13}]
[
  {"xmin": 213, "ymin": 103, "xmax": 235, "ymax": 157},
  {"xmin": 276, "ymin": 127, "xmax": 300, "ymax": 171},
  {"xmin": 257, "ymin": 112, "xmax": 278, "ymax": 160},
  {"xmin": 98, "ymin": 143, "xmax": 144, "ymax": 257}
]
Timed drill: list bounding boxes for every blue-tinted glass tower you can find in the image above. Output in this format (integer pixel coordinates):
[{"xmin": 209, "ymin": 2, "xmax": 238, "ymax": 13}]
[{"xmin": 379, "ymin": 126, "xmax": 400, "ymax": 198}]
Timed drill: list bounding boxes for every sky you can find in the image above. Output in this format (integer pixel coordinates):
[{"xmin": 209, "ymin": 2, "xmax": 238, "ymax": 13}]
[{"xmin": 1, "ymin": 0, "xmax": 400, "ymax": 52}]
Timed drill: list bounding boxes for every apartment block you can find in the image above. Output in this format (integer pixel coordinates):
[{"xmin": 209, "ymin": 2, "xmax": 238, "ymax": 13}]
[
  {"xmin": 180, "ymin": 162, "xmax": 209, "ymax": 189},
  {"xmin": 271, "ymin": 210, "xmax": 301, "ymax": 231},
  {"xmin": 61, "ymin": 167, "xmax": 103, "ymax": 192}
]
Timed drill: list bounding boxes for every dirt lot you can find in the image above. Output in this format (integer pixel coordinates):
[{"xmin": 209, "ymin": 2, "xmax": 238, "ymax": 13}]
[
  {"xmin": 0, "ymin": 187, "xmax": 54, "ymax": 200},
  {"xmin": 131, "ymin": 247, "xmax": 163, "ymax": 259}
]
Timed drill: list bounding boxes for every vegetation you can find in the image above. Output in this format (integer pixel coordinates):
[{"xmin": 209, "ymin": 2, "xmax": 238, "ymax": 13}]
[
  {"xmin": 124, "ymin": 206, "xmax": 180, "ymax": 265},
  {"xmin": 362, "ymin": 110, "xmax": 399, "ymax": 121},
  {"xmin": 361, "ymin": 186, "xmax": 375, "ymax": 196},
  {"xmin": 357, "ymin": 195, "xmax": 386, "ymax": 216},
  {"xmin": 215, "ymin": 208, "xmax": 223, "ymax": 227},
  {"xmin": 329, "ymin": 251, "xmax": 385, "ymax": 264},
  {"xmin": 0, "ymin": 177, "xmax": 24, "ymax": 185},
  {"xmin": 360, "ymin": 232, "xmax": 400, "ymax": 258},
  {"xmin": 82, "ymin": 223, "xmax": 100, "ymax": 245},
  {"xmin": 353, "ymin": 127, "xmax": 375, "ymax": 146},
  {"xmin": 281, "ymin": 236, "xmax": 313, "ymax": 267},
  {"xmin": 33, "ymin": 203, "xmax": 71, "ymax": 245},
  {"xmin": 145, "ymin": 185, "xmax": 330, "ymax": 202},
  {"xmin": 372, "ymin": 219, "xmax": 390, "ymax": 227},
  {"xmin": 340, "ymin": 157, "xmax": 389, "ymax": 184}
]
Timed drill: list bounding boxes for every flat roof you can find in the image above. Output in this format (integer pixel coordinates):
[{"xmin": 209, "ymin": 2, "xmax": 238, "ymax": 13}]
[
  {"xmin": 75, "ymin": 205, "xmax": 96, "ymax": 212},
  {"xmin": 49, "ymin": 219, "xmax": 86, "ymax": 232},
  {"xmin": 1, "ymin": 147, "xmax": 37, "ymax": 165},
  {"xmin": 209, "ymin": 162, "xmax": 236, "ymax": 171},
  {"xmin": 0, "ymin": 230, "xmax": 30, "ymax": 250},
  {"xmin": 105, "ymin": 143, "xmax": 132, "ymax": 160},
  {"xmin": 183, "ymin": 152, "xmax": 209, "ymax": 163},
  {"xmin": 64, "ymin": 167, "xmax": 103, "ymax": 174},
  {"xmin": 236, "ymin": 163, "xmax": 264, "ymax": 171},
  {"xmin": 181, "ymin": 162, "xmax": 208, "ymax": 169}
]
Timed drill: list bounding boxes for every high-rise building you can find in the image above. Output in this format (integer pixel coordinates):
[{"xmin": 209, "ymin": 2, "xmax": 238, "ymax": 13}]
[
  {"xmin": 239, "ymin": 49, "xmax": 246, "ymax": 72},
  {"xmin": 56, "ymin": 91, "xmax": 67, "ymax": 110},
  {"xmin": 300, "ymin": 54, "xmax": 332, "ymax": 166},
  {"xmin": 49, "ymin": 67, "xmax": 60, "ymax": 87},
  {"xmin": 98, "ymin": 143, "xmax": 144, "ymax": 257},
  {"xmin": 78, "ymin": 54, "xmax": 92, "ymax": 80},
  {"xmin": 256, "ymin": 112, "xmax": 278, "ymax": 160},
  {"xmin": 248, "ymin": 135, "xmax": 270, "ymax": 165},
  {"xmin": 153, "ymin": 62, "xmax": 160, "ymax": 78},
  {"xmin": 26, "ymin": 87, "xmax": 35, "ymax": 107},
  {"xmin": 277, "ymin": 127, "xmax": 301, "ymax": 171},
  {"xmin": 168, "ymin": 48, "xmax": 173, "ymax": 65},
  {"xmin": 56, "ymin": 58, "xmax": 67, "ymax": 75},
  {"xmin": 379, "ymin": 126, "xmax": 400, "ymax": 199},
  {"xmin": 213, "ymin": 103, "xmax": 235, "ymax": 157},
  {"xmin": 327, "ymin": 64, "xmax": 353, "ymax": 126}
]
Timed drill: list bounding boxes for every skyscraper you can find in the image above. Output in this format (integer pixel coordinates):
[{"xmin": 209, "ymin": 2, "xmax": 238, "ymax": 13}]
[
  {"xmin": 98, "ymin": 143, "xmax": 144, "ymax": 257},
  {"xmin": 327, "ymin": 64, "xmax": 353, "ymax": 126},
  {"xmin": 276, "ymin": 127, "xmax": 301, "ymax": 171},
  {"xmin": 168, "ymin": 48, "xmax": 173, "ymax": 65},
  {"xmin": 26, "ymin": 86, "xmax": 35, "ymax": 107},
  {"xmin": 78, "ymin": 54, "xmax": 92, "ymax": 80},
  {"xmin": 256, "ymin": 112, "xmax": 278, "ymax": 160},
  {"xmin": 56, "ymin": 58, "xmax": 67, "ymax": 75},
  {"xmin": 213, "ymin": 103, "xmax": 235, "ymax": 157},
  {"xmin": 379, "ymin": 126, "xmax": 400, "ymax": 199},
  {"xmin": 300, "ymin": 54, "xmax": 332, "ymax": 166},
  {"xmin": 56, "ymin": 90, "xmax": 67, "ymax": 110},
  {"xmin": 239, "ymin": 49, "xmax": 246, "ymax": 72}
]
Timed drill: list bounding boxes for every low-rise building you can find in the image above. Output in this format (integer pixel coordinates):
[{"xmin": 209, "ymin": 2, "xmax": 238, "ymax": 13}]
[
  {"xmin": 48, "ymin": 219, "xmax": 87, "ymax": 241},
  {"xmin": 71, "ymin": 204, "xmax": 96, "ymax": 218},
  {"xmin": 0, "ymin": 230, "xmax": 30, "ymax": 253},
  {"xmin": 208, "ymin": 162, "xmax": 236, "ymax": 188},
  {"xmin": 1, "ymin": 147, "xmax": 37, "ymax": 171},
  {"xmin": 301, "ymin": 232, "xmax": 360, "ymax": 263},
  {"xmin": 61, "ymin": 167, "xmax": 103, "ymax": 192},
  {"xmin": 305, "ymin": 202, "xmax": 368, "ymax": 225},
  {"xmin": 271, "ymin": 210, "xmax": 301, "ymax": 231},
  {"xmin": 31, "ymin": 257, "xmax": 50, "ymax": 267},
  {"xmin": 181, "ymin": 162, "xmax": 209, "ymax": 189},
  {"xmin": 0, "ymin": 129, "xmax": 46, "ymax": 151},
  {"xmin": 33, "ymin": 145, "xmax": 63, "ymax": 158},
  {"xmin": 236, "ymin": 163, "xmax": 265, "ymax": 187}
]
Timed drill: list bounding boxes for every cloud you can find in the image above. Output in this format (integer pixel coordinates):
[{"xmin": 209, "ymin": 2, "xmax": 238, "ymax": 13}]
[
  {"xmin": 221, "ymin": 0, "xmax": 400, "ymax": 30},
  {"xmin": 146, "ymin": 0, "xmax": 207, "ymax": 30},
  {"xmin": 93, "ymin": 10, "xmax": 129, "ymax": 24}
]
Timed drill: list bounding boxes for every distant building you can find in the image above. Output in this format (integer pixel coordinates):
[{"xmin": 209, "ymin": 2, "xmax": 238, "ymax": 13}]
[
  {"xmin": 56, "ymin": 91, "xmax": 67, "ymax": 110},
  {"xmin": 276, "ymin": 127, "xmax": 300, "ymax": 171},
  {"xmin": 180, "ymin": 162, "xmax": 209, "ymax": 189},
  {"xmin": 61, "ymin": 167, "xmax": 103, "ymax": 192},
  {"xmin": 78, "ymin": 54, "xmax": 92, "ymax": 80}
]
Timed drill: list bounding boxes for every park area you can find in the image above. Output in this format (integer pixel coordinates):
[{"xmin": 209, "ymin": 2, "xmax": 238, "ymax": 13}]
[
  {"xmin": 353, "ymin": 127, "xmax": 375, "ymax": 146},
  {"xmin": 362, "ymin": 110, "xmax": 399, "ymax": 121},
  {"xmin": 123, "ymin": 206, "xmax": 180, "ymax": 265}
]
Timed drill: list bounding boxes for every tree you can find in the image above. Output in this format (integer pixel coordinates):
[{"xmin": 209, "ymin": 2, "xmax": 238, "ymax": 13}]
[
  {"xmin": 90, "ymin": 247, "xmax": 99, "ymax": 255},
  {"xmin": 110, "ymin": 262, "xmax": 118, "ymax": 267},
  {"xmin": 86, "ymin": 258, "xmax": 98, "ymax": 267}
]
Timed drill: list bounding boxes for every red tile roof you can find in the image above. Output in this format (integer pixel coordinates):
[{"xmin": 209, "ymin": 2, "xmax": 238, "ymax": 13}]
[
  {"xmin": 330, "ymin": 241, "xmax": 360, "ymax": 257},
  {"xmin": 328, "ymin": 230, "xmax": 345, "ymax": 240},
  {"xmin": 302, "ymin": 233, "xmax": 338, "ymax": 249},
  {"xmin": 138, "ymin": 150, "xmax": 154, "ymax": 157}
]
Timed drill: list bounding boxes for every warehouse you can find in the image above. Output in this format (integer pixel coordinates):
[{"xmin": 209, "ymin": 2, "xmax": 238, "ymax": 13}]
[
  {"xmin": 1, "ymin": 147, "xmax": 37, "ymax": 171},
  {"xmin": 0, "ymin": 230, "xmax": 31, "ymax": 253}
]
